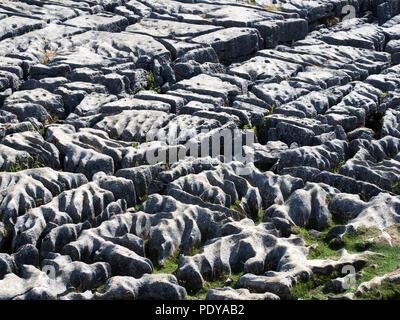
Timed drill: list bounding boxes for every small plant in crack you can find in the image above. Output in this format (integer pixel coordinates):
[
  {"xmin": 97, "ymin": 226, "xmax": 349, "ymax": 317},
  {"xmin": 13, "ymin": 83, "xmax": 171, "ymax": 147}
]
[
  {"xmin": 268, "ymin": 104, "xmax": 276, "ymax": 115},
  {"xmin": 40, "ymin": 50, "xmax": 57, "ymax": 65},
  {"xmin": 43, "ymin": 115, "xmax": 59, "ymax": 126},
  {"xmin": 229, "ymin": 199, "xmax": 241, "ymax": 211},
  {"xmin": 140, "ymin": 71, "xmax": 161, "ymax": 93},
  {"xmin": 331, "ymin": 160, "xmax": 345, "ymax": 174},
  {"xmin": 8, "ymin": 155, "xmax": 42, "ymax": 172},
  {"xmin": 35, "ymin": 198, "xmax": 44, "ymax": 207}
]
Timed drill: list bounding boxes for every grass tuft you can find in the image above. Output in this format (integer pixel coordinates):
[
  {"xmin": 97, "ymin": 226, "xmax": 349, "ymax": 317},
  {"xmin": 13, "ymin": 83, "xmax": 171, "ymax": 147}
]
[
  {"xmin": 291, "ymin": 225, "xmax": 400, "ymax": 300},
  {"xmin": 40, "ymin": 50, "xmax": 56, "ymax": 65},
  {"xmin": 140, "ymin": 71, "xmax": 161, "ymax": 93},
  {"xmin": 229, "ymin": 199, "xmax": 241, "ymax": 211},
  {"xmin": 331, "ymin": 160, "xmax": 344, "ymax": 174},
  {"xmin": 186, "ymin": 272, "xmax": 244, "ymax": 300},
  {"xmin": 264, "ymin": 5, "xmax": 282, "ymax": 11}
]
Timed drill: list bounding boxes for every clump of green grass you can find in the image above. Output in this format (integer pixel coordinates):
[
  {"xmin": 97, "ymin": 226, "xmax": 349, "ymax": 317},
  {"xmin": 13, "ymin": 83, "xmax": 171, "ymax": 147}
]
[
  {"xmin": 331, "ymin": 160, "xmax": 345, "ymax": 174},
  {"xmin": 35, "ymin": 198, "xmax": 44, "ymax": 207},
  {"xmin": 186, "ymin": 272, "xmax": 244, "ymax": 300},
  {"xmin": 254, "ymin": 209, "xmax": 264, "ymax": 225},
  {"xmin": 291, "ymin": 270, "xmax": 342, "ymax": 300},
  {"xmin": 188, "ymin": 246, "xmax": 201, "ymax": 256},
  {"xmin": 341, "ymin": 227, "xmax": 381, "ymax": 252},
  {"xmin": 229, "ymin": 199, "xmax": 241, "ymax": 211},
  {"xmin": 252, "ymin": 126, "xmax": 260, "ymax": 140},
  {"xmin": 9, "ymin": 160, "xmax": 30, "ymax": 172},
  {"xmin": 381, "ymin": 92, "xmax": 388, "ymax": 101},
  {"xmin": 391, "ymin": 180, "xmax": 399, "ymax": 189},
  {"xmin": 140, "ymin": 71, "xmax": 161, "ymax": 93},
  {"xmin": 8, "ymin": 155, "xmax": 41, "ymax": 172},
  {"xmin": 43, "ymin": 115, "xmax": 59, "ymax": 126},
  {"xmin": 291, "ymin": 226, "xmax": 400, "ymax": 300},
  {"xmin": 357, "ymin": 278, "xmax": 400, "ymax": 300},
  {"xmin": 268, "ymin": 104, "xmax": 276, "ymax": 115},
  {"xmin": 134, "ymin": 192, "xmax": 148, "ymax": 211},
  {"xmin": 153, "ymin": 249, "xmax": 181, "ymax": 275},
  {"xmin": 292, "ymin": 226, "xmax": 340, "ymax": 260},
  {"xmin": 96, "ymin": 284, "xmax": 105, "ymax": 294}
]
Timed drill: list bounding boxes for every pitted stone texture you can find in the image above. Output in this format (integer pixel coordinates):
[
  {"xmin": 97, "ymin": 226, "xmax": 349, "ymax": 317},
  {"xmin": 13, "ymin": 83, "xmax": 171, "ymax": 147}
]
[
  {"xmin": 0, "ymin": 168, "xmax": 87, "ymax": 230},
  {"xmin": 126, "ymin": 18, "xmax": 223, "ymax": 38},
  {"xmin": 12, "ymin": 181, "xmax": 116, "ymax": 250},
  {"xmin": 206, "ymin": 287, "xmax": 280, "ymax": 300},
  {"xmin": 42, "ymin": 253, "xmax": 111, "ymax": 291},
  {"xmin": 65, "ymin": 13, "xmax": 129, "ymax": 32},
  {"xmin": 96, "ymin": 274, "xmax": 187, "ymax": 300},
  {"xmin": 0, "ymin": 16, "xmax": 45, "ymax": 41},
  {"xmin": 176, "ymin": 219, "xmax": 308, "ymax": 292},
  {"xmin": 192, "ymin": 27, "xmax": 263, "ymax": 63},
  {"xmin": 0, "ymin": 265, "xmax": 67, "ymax": 300},
  {"xmin": 264, "ymin": 182, "xmax": 337, "ymax": 230},
  {"xmin": 1, "ymin": 131, "xmax": 60, "ymax": 169},
  {"xmin": 46, "ymin": 124, "xmax": 134, "ymax": 179}
]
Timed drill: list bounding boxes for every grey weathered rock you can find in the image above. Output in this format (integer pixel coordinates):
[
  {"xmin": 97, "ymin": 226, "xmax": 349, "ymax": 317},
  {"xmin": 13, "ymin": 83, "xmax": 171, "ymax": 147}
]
[
  {"xmin": 237, "ymin": 249, "xmax": 373, "ymax": 299},
  {"xmin": 134, "ymin": 91, "xmax": 184, "ymax": 114},
  {"xmin": 12, "ymin": 181, "xmax": 114, "ymax": 250},
  {"xmin": 96, "ymin": 274, "xmax": 187, "ymax": 300},
  {"xmin": 176, "ymin": 220, "xmax": 304, "ymax": 291},
  {"xmin": 42, "ymin": 253, "xmax": 111, "ymax": 290},
  {"xmin": 206, "ymin": 287, "xmax": 280, "ymax": 300},
  {"xmin": 0, "ymin": 16, "xmax": 45, "ymax": 41},
  {"xmin": 0, "ymin": 265, "xmax": 67, "ymax": 300},
  {"xmin": 277, "ymin": 140, "xmax": 348, "ymax": 172},
  {"xmin": 192, "ymin": 27, "xmax": 263, "ymax": 63},
  {"xmin": 309, "ymin": 20, "xmax": 386, "ymax": 51},
  {"xmin": 116, "ymin": 163, "xmax": 165, "ymax": 200},
  {"xmin": 1, "ymin": 131, "xmax": 60, "ymax": 169},
  {"xmin": 264, "ymin": 182, "xmax": 335, "ymax": 230},
  {"xmin": 40, "ymin": 222, "xmax": 91, "ymax": 258},
  {"xmin": 65, "ymin": 13, "xmax": 129, "ymax": 32},
  {"xmin": 171, "ymin": 74, "xmax": 245, "ymax": 105},
  {"xmin": 126, "ymin": 18, "xmax": 222, "ymax": 39},
  {"xmin": 46, "ymin": 124, "xmax": 135, "ymax": 179},
  {"xmin": 0, "ymin": 168, "xmax": 87, "ymax": 231},
  {"xmin": 93, "ymin": 242, "xmax": 153, "ymax": 278}
]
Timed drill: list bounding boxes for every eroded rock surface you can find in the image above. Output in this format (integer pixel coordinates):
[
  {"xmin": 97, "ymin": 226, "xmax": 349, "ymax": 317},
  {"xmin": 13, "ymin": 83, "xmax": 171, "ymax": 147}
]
[{"xmin": 1, "ymin": 0, "xmax": 400, "ymax": 301}]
